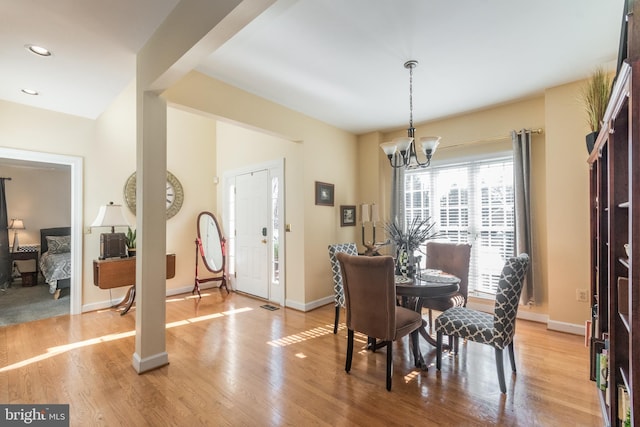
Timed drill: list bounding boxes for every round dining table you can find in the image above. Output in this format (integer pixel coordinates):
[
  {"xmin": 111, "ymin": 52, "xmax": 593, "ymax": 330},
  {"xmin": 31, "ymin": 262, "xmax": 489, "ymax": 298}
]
[{"xmin": 395, "ymin": 269, "xmax": 460, "ymax": 370}]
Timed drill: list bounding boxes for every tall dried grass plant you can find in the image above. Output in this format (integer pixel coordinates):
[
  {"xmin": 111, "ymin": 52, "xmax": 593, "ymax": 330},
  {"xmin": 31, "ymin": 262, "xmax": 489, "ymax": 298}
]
[{"xmin": 581, "ymin": 68, "xmax": 612, "ymax": 133}]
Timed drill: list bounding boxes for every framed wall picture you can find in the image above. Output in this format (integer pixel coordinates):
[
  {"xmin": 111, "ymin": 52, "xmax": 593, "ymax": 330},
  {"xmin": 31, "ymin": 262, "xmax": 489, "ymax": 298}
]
[
  {"xmin": 315, "ymin": 181, "xmax": 334, "ymax": 206},
  {"xmin": 340, "ymin": 205, "xmax": 356, "ymax": 227}
]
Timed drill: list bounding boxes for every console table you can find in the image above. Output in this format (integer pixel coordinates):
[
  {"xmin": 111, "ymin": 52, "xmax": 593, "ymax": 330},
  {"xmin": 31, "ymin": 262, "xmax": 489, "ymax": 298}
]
[{"xmin": 93, "ymin": 254, "xmax": 176, "ymax": 315}]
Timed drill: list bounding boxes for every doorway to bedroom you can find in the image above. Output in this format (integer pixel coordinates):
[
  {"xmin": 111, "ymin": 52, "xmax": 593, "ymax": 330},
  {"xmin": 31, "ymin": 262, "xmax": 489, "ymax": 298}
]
[{"xmin": 0, "ymin": 148, "xmax": 83, "ymax": 326}]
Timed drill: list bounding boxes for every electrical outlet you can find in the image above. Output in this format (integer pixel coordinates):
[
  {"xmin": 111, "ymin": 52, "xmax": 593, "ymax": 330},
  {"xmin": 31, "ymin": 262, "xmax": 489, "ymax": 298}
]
[{"xmin": 576, "ymin": 288, "xmax": 588, "ymax": 302}]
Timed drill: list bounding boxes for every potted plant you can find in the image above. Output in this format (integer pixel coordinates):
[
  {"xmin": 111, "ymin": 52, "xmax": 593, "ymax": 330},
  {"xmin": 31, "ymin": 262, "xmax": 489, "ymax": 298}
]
[
  {"xmin": 125, "ymin": 226, "xmax": 136, "ymax": 257},
  {"xmin": 580, "ymin": 67, "xmax": 612, "ymax": 154},
  {"xmin": 384, "ymin": 216, "xmax": 439, "ymax": 277}
]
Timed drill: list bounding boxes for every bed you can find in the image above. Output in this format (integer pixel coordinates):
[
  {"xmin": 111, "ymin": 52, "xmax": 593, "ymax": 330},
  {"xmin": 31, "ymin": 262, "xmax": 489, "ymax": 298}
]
[{"xmin": 39, "ymin": 227, "xmax": 72, "ymax": 299}]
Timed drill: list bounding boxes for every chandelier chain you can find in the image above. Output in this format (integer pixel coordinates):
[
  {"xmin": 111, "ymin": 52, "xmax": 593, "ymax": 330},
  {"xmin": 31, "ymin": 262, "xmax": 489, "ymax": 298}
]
[{"xmin": 409, "ymin": 64, "xmax": 414, "ymax": 129}]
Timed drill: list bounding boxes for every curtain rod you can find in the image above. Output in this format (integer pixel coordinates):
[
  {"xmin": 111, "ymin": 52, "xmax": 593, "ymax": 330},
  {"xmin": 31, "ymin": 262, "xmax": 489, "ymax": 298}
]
[
  {"xmin": 0, "ymin": 177, "xmax": 11, "ymax": 180},
  {"xmin": 439, "ymin": 128, "xmax": 543, "ymax": 151}
]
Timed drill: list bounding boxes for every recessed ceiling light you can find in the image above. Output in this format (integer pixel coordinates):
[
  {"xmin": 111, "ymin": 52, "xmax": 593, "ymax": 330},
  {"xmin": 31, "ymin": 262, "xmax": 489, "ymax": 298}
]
[
  {"xmin": 25, "ymin": 44, "xmax": 52, "ymax": 57},
  {"xmin": 21, "ymin": 88, "xmax": 39, "ymax": 96}
]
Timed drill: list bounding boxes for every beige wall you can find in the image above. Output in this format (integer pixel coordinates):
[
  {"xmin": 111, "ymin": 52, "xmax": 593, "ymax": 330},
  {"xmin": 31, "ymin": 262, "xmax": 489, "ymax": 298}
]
[
  {"xmin": 164, "ymin": 71, "xmax": 359, "ymax": 309},
  {"xmin": 85, "ymin": 82, "xmax": 220, "ymax": 305},
  {"xmin": 358, "ymin": 88, "xmax": 591, "ymax": 329},
  {"xmin": 1, "ymin": 164, "xmax": 71, "ymax": 246},
  {"xmin": 0, "ymin": 68, "xmax": 594, "ymax": 330},
  {"xmin": 544, "ymin": 80, "xmax": 592, "ymax": 326}
]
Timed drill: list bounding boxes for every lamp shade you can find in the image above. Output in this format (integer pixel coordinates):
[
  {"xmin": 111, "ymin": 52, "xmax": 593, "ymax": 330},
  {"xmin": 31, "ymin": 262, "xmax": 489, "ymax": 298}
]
[
  {"xmin": 392, "ymin": 136, "xmax": 413, "ymax": 152},
  {"xmin": 371, "ymin": 203, "xmax": 380, "ymax": 223},
  {"xmin": 91, "ymin": 202, "xmax": 129, "ymax": 229},
  {"xmin": 361, "ymin": 204, "xmax": 370, "ymax": 223},
  {"xmin": 380, "ymin": 141, "xmax": 398, "ymax": 156},
  {"xmin": 420, "ymin": 136, "xmax": 441, "ymax": 154},
  {"xmin": 8, "ymin": 219, "xmax": 25, "ymax": 230}
]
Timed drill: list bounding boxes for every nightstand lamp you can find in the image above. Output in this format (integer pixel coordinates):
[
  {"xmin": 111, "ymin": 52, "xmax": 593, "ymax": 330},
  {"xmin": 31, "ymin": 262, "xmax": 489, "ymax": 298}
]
[
  {"xmin": 91, "ymin": 202, "xmax": 130, "ymax": 259},
  {"xmin": 8, "ymin": 218, "xmax": 25, "ymax": 252}
]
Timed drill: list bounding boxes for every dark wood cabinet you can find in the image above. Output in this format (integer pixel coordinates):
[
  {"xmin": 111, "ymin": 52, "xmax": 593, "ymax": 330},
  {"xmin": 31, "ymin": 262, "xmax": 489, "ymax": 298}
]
[
  {"xmin": 588, "ymin": 58, "xmax": 639, "ymax": 427},
  {"xmin": 10, "ymin": 249, "xmax": 39, "ymax": 286}
]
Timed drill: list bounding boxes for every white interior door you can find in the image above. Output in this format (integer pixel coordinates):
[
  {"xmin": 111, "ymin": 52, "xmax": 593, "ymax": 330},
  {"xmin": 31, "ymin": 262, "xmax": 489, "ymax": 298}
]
[{"xmin": 235, "ymin": 170, "xmax": 270, "ymax": 299}]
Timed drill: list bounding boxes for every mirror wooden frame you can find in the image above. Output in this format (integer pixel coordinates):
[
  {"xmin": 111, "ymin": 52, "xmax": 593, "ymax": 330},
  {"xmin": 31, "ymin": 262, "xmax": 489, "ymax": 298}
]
[{"xmin": 193, "ymin": 211, "xmax": 229, "ymax": 296}]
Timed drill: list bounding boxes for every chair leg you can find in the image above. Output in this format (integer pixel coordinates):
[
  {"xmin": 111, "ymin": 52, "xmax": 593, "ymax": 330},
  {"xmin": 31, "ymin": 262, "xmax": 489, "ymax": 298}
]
[
  {"xmin": 345, "ymin": 329, "xmax": 354, "ymax": 373},
  {"xmin": 508, "ymin": 341, "xmax": 516, "ymax": 372},
  {"xmin": 495, "ymin": 347, "xmax": 507, "ymax": 394},
  {"xmin": 410, "ymin": 330, "xmax": 422, "ymax": 369},
  {"xmin": 368, "ymin": 337, "xmax": 376, "ymax": 352},
  {"xmin": 334, "ymin": 306, "xmax": 340, "ymax": 334},
  {"xmin": 428, "ymin": 309, "xmax": 433, "ymax": 333},
  {"xmin": 436, "ymin": 331, "xmax": 442, "ymax": 370},
  {"xmin": 386, "ymin": 341, "xmax": 393, "ymax": 391}
]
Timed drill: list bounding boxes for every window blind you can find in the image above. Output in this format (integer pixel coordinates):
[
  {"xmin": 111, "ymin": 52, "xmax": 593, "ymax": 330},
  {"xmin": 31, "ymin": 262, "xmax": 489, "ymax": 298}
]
[{"xmin": 405, "ymin": 156, "xmax": 514, "ymax": 295}]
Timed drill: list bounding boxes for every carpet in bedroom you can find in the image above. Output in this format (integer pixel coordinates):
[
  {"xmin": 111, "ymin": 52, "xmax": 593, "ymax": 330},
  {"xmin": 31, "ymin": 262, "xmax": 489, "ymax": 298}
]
[{"xmin": 0, "ymin": 277, "xmax": 69, "ymax": 327}]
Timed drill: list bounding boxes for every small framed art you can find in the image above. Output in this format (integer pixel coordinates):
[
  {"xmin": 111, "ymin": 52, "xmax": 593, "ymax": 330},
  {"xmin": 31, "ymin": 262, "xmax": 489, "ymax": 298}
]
[
  {"xmin": 340, "ymin": 205, "xmax": 356, "ymax": 227},
  {"xmin": 315, "ymin": 181, "xmax": 334, "ymax": 206}
]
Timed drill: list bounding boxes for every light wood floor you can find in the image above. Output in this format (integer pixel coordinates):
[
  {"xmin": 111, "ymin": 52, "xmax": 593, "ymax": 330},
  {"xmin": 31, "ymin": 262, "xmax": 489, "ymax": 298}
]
[{"xmin": 0, "ymin": 290, "xmax": 602, "ymax": 426}]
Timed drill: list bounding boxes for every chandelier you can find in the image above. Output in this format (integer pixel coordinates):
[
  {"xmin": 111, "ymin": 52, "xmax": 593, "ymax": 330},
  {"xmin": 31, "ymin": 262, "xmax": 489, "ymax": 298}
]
[{"xmin": 380, "ymin": 60, "xmax": 441, "ymax": 169}]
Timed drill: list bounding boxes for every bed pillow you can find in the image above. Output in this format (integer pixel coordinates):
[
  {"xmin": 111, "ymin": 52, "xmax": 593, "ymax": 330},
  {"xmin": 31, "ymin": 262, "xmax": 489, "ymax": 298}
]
[{"xmin": 46, "ymin": 235, "xmax": 71, "ymax": 254}]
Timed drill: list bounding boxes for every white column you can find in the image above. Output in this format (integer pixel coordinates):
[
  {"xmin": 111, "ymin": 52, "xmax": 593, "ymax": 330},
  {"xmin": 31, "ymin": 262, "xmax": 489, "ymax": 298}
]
[{"xmin": 133, "ymin": 90, "xmax": 168, "ymax": 373}]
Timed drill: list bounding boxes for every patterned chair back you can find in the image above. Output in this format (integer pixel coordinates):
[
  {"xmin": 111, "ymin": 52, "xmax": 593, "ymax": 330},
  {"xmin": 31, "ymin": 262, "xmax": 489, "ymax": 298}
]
[
  {"xmin": 328, "ymin": 243, "xmax": 358, "ymax": 308},
  {"xmin": 492, "ymin": 253, "xmax": 530, "ymax": 349}
]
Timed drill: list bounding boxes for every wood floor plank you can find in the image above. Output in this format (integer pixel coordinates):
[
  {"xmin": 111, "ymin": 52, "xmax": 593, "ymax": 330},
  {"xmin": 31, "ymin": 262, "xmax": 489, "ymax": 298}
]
[{"xmin": 0, "ymin": 291, "xmax": 602, "ymax": 426}]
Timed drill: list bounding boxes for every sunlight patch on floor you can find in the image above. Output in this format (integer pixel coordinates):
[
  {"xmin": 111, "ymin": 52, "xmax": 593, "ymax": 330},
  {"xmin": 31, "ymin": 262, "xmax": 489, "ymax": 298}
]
[
  {"xmin": 0, "ymin": 306, "xmax": 254, "ymax": 372},
  {"xmin": 404, "ymin": 370, "xmax": 420, "ymax": 384},
  {"xmin": 267, "ymin": 324, "xmax": 336, "ymax": 347},
  {"xmin": 166, "ymin": 293, "xmax": 212, "ymax": 303}
]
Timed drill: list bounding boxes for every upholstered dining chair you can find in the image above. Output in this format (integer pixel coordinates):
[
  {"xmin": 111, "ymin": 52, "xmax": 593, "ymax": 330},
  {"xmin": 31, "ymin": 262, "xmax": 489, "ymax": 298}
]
[
  {"xmin": 435, "ymin": 253, "xmax": 530, "ymax": 394},
  {"xmin": 422, "ymin": 241, "xmax": 472, "ymax": 333},
  {"xmin": 328, "ymin": 243, "xmax": 359, "ymax": 334},
  {"xmin": 337, "ymin": 253, "xmax": 423, "ymax": 391}
]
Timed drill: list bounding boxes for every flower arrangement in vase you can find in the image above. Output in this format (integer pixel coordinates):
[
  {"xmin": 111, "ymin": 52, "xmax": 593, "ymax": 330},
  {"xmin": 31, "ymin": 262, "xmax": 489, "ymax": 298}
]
[{"xmin": 384, "ymin": 216, "xmax": 439, "ymax": 277}]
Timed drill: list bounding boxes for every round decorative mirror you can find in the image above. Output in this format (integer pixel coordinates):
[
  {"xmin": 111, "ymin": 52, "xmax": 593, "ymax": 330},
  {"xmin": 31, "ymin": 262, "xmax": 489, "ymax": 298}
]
[{"xmin": 194, "ymin": 211, "xmax": 228, "ymax": 296}]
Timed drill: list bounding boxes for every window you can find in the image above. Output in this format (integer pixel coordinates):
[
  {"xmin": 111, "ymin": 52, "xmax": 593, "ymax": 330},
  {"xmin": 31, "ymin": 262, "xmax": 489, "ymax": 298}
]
[
  {"xmin": 271, "ymin": 176, "xmax": 280, "ymax": 285},
  {"xmin": 405, "ymin": 156, "xmax": 514, "ymax": 296}
]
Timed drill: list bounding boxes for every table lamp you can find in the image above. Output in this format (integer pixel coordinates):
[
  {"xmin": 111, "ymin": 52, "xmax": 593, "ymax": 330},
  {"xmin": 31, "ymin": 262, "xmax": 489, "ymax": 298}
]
[{"xmin": 8, "ymin": 218, "xmax": 25, "ymax": 252}]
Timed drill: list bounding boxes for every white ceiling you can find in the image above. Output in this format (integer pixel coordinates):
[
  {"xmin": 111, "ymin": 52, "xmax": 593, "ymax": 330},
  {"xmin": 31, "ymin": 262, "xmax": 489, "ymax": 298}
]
[{"xmin": 0, "ymin": 0, "xmax": 626, "ymax": 135}]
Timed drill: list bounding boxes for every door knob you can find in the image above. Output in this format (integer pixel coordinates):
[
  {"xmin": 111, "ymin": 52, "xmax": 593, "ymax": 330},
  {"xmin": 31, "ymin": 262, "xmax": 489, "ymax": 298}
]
[{"xmin": 261, "ymin": 239, "xmax": 267, "ymax": 244}]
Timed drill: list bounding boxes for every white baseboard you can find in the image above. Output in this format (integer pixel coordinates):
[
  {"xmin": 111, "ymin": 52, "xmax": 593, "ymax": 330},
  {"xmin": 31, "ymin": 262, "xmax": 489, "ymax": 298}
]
[
  {"xmin": 466, "ymin": 300, "xmax": 584, "ymax": 336},
  {"xmin": 547, "ymin": 319, "xmax": 586, "ymax": 336},
  {"xmin": 285, "ymin": 295, "xmax": 333, "ymax": 312},
  {"xmin": 82, "ymin": 283, "xmax": 222, "ymax": 313},
  {"xmin": 132, "ymin": 351, "xmax": 169, "ymax": 373}
]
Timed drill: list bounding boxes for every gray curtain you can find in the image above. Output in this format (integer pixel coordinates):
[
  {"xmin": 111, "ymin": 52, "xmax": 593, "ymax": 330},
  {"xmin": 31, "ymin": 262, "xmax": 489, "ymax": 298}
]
[
  {"xmin": 390, "ymin": 162, "xmax": 405, "ymax": 230},
  {"xmin": 0, "ymin": 178, "xmax": 10, "ymax": 290},
  {"xmin": 512, "ymin": 130, "xmax": 535, "ymax": 304},
  {"xmin": 390, "ymin": 156, "xmax": 406, "ymax": 261}
]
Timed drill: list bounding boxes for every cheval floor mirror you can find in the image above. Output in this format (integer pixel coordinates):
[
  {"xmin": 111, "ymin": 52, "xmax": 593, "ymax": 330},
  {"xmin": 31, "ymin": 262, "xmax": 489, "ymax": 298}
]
[{"xmin": 193, "ymin": 211, "xmax": 229, "ymax": 297}]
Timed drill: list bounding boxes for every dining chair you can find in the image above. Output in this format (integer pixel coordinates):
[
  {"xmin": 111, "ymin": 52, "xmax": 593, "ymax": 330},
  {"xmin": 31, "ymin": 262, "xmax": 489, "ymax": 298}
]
[
  {"xmin": 435, "ymin": 253, "xmax": 530, "ymax": 394},
  {"xmin": 337, "ymin": 253, "xmax": 423, "ymax": 391},
  {"xmin": 328, "ymin": 243, "xmax": 359, "ymax": 334},
  {"xmin": 422, "ymin": 241, "xmax": 472, "ymax": 334}
]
